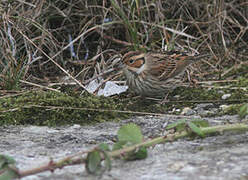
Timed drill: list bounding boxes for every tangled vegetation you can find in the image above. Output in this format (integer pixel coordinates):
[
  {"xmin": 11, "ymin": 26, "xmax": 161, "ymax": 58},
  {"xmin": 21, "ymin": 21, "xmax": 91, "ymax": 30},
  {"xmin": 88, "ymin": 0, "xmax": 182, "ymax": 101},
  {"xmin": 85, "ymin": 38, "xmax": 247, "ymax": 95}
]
[{"xmin": 0, "ymin": 0, "xmax": 247, "ymax": 125}]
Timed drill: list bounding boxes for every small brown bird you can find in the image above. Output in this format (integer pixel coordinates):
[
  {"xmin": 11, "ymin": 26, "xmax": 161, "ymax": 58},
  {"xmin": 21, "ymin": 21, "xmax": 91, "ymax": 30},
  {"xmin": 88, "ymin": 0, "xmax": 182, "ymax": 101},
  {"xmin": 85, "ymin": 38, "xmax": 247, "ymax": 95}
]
[{"xmin": 118, "ymin": 51, "xmax": 208, "ymax": 97}]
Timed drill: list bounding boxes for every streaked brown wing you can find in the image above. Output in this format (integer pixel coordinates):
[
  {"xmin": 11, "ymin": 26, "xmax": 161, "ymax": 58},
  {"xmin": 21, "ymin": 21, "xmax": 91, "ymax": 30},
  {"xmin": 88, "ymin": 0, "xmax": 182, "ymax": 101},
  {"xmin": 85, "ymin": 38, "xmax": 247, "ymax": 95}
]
[{"xmin": 147, "ymin": 52, "xmax": 194, "ymax": 81}]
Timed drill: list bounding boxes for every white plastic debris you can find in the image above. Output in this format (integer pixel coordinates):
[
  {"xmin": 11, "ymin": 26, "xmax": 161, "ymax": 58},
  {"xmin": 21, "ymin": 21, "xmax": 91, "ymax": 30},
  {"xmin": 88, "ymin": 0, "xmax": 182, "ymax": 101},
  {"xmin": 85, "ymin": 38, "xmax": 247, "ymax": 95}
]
[
  {"xmin": 85, "ymin": 79, "xmax": 101, "ymax": 94},
  {"xmin": 86, "ymin": 78, "xmax": 128, "ymax": 97},
  {"xmin": 98, "ymin": 81, "xmax": 128, "ymax": 97}
]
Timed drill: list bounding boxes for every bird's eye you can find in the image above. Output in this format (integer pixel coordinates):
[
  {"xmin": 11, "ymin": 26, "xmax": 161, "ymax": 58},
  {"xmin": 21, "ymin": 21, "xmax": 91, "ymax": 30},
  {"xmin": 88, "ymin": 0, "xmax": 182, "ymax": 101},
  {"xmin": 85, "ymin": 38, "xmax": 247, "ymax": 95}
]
[{"xmin": 129, "ymin": 59, "xmax": 135, "ymax": 64}]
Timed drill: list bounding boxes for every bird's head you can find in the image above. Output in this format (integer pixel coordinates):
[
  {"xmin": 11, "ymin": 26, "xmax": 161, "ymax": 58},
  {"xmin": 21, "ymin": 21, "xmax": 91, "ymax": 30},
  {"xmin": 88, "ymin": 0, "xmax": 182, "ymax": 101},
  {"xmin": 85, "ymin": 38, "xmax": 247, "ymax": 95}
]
[{"xmin": 121, "ymin": 51, "xmax": 146, "ymax": 74}]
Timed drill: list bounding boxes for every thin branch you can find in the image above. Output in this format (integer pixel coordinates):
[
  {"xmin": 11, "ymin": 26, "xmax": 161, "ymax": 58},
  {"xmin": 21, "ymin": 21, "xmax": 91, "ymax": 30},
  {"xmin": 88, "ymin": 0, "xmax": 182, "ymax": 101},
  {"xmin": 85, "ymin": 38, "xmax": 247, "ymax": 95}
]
[{"xmin": 20, "ymin": 80, "xmax": 61, "ymax": 93}]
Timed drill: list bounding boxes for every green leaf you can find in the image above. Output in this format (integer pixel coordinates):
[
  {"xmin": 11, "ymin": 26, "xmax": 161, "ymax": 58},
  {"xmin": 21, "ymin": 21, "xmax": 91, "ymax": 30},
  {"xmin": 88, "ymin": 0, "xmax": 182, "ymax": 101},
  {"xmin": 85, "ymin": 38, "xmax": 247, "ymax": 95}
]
[
  {"xmin": 239, "ymin": 104, "xmax": 248, "ymax": 119},
  {"xmin": 135, "ymin": 147, "xmax": 147, "ymax": 160},
  {"xmin": 0, "ymin": 155, "xmax": 16, "ymax": 169},
  {"xmin": 188, "ymin": 122, "xmax": 205, "ymax": 138},
  {"xmin": 125, "ymin": 147, "xmax": 147, "ymax": 161},
  {"xmin": 0, "ymin": 155, "xmax": 18, "ymax": 180},
  {"xmin": 0, "ymin": 167, "xmax": 19, "ymax": 180},
  {"xmin": 191, "ymin": 119, "xmax": 209, "ymax": 128},
  {"xmin": 98, "ymin": 143, "xmax": 110, "ymax": 151},
  {"xmin": 85, "ymin": 151, "xmax": 101, "ymax": 174},
  {"xmin": 96, "ymin": 144, "xmax": 111, "ymax": 172},
  {"xmin": 112, "ymin": 141, "xmax": 127, "ymax": 151},
  {"xmin": 166, "ymin": 119, "xmax": 187, "ymax": 131},
  {"xmin": 117, "ymin": 123, "xmax": 143, "ymax": 144},
  {"xmin": 101, "ymin": 151, "xmax": 111, "ymax": 171}
]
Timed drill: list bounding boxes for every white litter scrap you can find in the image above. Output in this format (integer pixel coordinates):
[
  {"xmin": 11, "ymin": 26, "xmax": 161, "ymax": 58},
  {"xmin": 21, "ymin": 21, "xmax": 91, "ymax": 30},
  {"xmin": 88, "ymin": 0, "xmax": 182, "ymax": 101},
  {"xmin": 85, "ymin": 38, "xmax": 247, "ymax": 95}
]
[
  {"xmin": 85, "ymin": 79, "xmax": 101, "ymax": 94},
  {"xmin": 85, "ymin": 78, "xmax": 128, "ymax": 97}
]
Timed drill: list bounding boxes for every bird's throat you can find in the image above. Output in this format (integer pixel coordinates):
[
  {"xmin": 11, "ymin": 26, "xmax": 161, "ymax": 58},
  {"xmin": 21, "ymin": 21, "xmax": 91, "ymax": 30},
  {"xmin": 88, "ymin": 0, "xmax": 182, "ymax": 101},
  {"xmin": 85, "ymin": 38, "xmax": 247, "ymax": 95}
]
[{"xmin": 136, "ymin": 64, "xmax": 146, "ymax": 75}]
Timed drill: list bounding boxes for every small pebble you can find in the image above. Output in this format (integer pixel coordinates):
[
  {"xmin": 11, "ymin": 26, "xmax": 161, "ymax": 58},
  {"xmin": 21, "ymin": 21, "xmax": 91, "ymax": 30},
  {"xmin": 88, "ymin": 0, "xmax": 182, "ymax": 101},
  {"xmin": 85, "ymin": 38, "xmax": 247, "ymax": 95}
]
[
  {"xmin": 181, "ymin": 107, "xmax": 196, "ymax": 115},
  {"xmin": 220, "ymin": 105, "xmax": 230, "ymax": 111},
  {"xmin": 222, "ymin": 94, "xmax": 231, "ymax": 100},
  {"xmin": 70, "ymin": 124, "xmax": 81, "ymax": 129},
  {"xmin": 194, "ymin": 103, "xmax": 214, "ymax": 111}
]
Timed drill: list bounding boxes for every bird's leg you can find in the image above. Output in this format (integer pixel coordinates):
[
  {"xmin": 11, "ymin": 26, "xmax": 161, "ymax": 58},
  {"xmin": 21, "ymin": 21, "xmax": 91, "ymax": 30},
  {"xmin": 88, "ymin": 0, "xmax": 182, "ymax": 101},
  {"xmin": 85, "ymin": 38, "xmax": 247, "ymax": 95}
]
[
  {"xmin": 159, "ymin": 92, "xmax": 170, "ymax": 104},
  {"xmin": 185, "ymin": 69, "xmax": 198, "ymax": 87}
]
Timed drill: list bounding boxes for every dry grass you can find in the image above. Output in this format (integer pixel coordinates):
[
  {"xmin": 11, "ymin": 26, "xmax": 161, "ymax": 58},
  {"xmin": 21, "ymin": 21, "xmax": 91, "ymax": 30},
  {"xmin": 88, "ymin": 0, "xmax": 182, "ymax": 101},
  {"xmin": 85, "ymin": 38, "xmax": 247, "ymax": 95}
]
[{"xmin": 0, "ymin": 0, "xmax": 247, "ymax": 91}]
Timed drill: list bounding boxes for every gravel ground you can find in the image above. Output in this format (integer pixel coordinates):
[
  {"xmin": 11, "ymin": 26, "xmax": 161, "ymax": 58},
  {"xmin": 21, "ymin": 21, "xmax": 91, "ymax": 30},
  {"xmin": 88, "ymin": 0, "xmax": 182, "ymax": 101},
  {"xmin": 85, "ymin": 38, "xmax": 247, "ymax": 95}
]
[{"xmin": 1, "ymin": 114, "xmax": 248, "ymax": 180}]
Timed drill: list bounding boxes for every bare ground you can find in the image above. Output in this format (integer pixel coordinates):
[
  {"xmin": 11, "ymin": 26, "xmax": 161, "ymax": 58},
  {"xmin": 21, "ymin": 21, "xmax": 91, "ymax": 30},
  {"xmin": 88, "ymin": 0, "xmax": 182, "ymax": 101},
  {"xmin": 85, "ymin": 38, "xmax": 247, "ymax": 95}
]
[{"xmin": 1, "ymin": 114, "xmax": 248, "ymax": 180}]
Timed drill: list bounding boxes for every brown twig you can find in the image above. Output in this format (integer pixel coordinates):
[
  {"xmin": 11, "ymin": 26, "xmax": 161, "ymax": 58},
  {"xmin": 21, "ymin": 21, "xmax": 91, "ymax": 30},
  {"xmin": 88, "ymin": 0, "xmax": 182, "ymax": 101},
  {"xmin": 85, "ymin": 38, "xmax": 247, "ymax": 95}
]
[
  {"xmin": 95, "ymin": 28, "xmax": 148, "ymax": 49},
  {"xmin": 20, "ymin": 80, "xmax": 61, "ymax": 93},
  {"xmin": 83, "ymin": 68, "xmax": 117, "ymax": 85}
]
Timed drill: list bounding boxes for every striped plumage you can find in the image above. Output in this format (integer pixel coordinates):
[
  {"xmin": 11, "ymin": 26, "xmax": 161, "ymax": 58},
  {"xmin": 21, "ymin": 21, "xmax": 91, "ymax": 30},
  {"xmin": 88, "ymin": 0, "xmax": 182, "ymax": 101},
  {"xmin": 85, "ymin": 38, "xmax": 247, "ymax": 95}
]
[{"xmin": 120, "ymin": 51, "xmax": 207, "ymax": 97}]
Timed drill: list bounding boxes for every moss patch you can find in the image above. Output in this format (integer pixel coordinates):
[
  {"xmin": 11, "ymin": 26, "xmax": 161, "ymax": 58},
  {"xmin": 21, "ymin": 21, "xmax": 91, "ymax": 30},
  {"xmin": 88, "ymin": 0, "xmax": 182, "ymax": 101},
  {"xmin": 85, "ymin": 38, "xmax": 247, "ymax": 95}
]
[
  {"xmin": 0, "ymin": 91, "xmax": 129, "ymax": 126},
  {"xmin": 219, "ymin": 104, "xmax": 243, "ymax": 116},
  {"xmin": 233, "ymin": 77, "xmax": 248, "ymax": 87},
  {"xmin": 172, "ymin": 87, "xmax": 222, "ymax": 101},
  {"xmin": 0, "ymin": 90, "xmax": 172, "ymax": 126},
  {"xmin": 0, "ymin": 82, "xmax": 247, "ymax": 126}
]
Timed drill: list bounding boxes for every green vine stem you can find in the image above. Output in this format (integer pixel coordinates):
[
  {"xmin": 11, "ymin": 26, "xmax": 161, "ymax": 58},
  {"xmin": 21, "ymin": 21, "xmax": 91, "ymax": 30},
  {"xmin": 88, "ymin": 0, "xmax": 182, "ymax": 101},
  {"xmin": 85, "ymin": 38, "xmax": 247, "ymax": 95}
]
[
  {"xmin": 17, "ymin": 123, "xmax": 248, "ymax": 178},
  {"xmin": 109, "ymin": 123, "xmax": 248, "ymax": 157}
]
